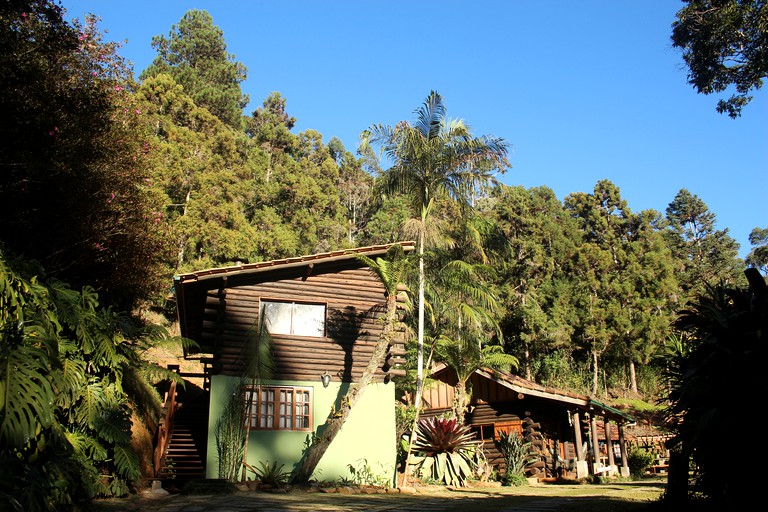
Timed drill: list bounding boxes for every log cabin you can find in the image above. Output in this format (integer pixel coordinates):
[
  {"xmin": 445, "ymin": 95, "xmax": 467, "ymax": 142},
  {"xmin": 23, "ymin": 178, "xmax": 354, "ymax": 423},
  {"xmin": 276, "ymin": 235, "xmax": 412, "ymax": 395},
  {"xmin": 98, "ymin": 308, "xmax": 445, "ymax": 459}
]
[
  {"xmin": 169, "ymin": 242, "xmax": 414, "ymax": 484},
  {"xmin": 421, "ymin": 363, "xmax": 636, "ymax": 480}
]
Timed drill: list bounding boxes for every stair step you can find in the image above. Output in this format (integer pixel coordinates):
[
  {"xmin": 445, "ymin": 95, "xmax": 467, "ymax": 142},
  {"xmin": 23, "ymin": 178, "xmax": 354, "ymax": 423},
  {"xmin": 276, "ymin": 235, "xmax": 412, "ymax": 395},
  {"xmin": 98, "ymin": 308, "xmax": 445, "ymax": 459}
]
[{"xmin": 156, "ymin": 390, "xmax": 209, "ymax": 481}]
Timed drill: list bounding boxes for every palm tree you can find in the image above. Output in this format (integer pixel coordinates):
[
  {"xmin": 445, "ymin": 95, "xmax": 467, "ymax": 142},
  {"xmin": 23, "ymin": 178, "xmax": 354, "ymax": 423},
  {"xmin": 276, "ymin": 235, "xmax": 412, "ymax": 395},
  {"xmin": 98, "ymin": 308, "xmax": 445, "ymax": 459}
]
[
  {"xmin": 428, "ymin": 249, "xmax": 518, "ymax": 422},
  {"xmin": 360, "ymin": 91, "xmax": 510, "ymax": 479},
  {"xmin": 436, "ymin": 336, "xmax": 518, "ymax": 421}
]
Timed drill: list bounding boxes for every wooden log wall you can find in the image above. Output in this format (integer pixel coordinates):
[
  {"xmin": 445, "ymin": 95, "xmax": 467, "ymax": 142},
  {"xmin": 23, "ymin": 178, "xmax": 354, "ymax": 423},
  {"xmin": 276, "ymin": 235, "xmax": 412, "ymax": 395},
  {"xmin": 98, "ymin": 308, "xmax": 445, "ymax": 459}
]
[
  {"xmin": 202, "ymin": 268, "xmax": 406, "ymax": 382},
  {"xmin": 464, "ymin": 399, "xmax": 577, "ymax": 478}
]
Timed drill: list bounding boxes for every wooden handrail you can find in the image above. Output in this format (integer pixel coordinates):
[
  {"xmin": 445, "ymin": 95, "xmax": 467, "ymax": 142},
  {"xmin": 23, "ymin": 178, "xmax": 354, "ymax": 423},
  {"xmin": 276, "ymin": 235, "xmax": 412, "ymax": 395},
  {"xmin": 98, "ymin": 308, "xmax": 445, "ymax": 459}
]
[{"xmin": 153, "ymin": 379, "xmax": 178, "ymax": 478}]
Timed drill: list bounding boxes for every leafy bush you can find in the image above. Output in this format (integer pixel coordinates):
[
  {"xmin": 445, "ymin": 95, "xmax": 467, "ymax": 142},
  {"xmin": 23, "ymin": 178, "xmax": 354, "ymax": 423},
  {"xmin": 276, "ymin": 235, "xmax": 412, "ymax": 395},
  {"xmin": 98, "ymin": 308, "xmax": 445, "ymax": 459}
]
[
  {"xmin": 411, "ymin": 417, "xmax": 480, "ymax": 487},
  {"xmin": 627, "ymin": 446, "xmax": 655, "ymax": 478},
  {"xmin": 395, "ymin": 403, "xmax": 417, "ymax": 471},
  {"xmin": 247, "ymin": 460, "xmax": 289, "ymax": 487},
  {"xmin": 346, "ymin": 458, "xmax": 392, "ymax": 487},
  {"xmin": 495, "ymin": 431, "xmax": 538, "ymax": 486},
  {"xmin": 0, "ymin": 249, "xmax": 180, "ymax": 510}
]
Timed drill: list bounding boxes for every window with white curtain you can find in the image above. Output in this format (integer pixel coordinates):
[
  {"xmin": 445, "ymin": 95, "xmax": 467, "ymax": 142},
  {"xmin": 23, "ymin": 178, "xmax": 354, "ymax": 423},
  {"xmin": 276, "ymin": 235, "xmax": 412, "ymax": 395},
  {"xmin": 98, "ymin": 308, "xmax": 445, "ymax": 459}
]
[{"xmin": 260, "ymin": 300, "xmax": 326, "ymax": 337}]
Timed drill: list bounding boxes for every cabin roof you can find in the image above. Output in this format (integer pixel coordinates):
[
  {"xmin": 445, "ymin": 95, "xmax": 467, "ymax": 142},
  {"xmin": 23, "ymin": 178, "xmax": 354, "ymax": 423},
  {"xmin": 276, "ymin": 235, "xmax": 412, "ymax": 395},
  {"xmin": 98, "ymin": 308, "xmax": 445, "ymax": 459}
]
[
  {"xmin": 173, "ymin": 242, "xmax": 416, "ymax": 350},
  {"xmin": 431, "ymin": 363, "xmax": 635, "ymax": 424}
]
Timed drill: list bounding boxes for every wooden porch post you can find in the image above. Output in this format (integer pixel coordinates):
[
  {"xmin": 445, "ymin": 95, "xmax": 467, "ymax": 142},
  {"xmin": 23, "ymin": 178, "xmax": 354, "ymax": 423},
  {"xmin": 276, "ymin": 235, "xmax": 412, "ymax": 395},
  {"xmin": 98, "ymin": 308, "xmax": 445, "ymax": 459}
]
[
  {"xmin": 604, "ymin": 418, "xmax": 616, "ymax": 475},
  {"xmin": 572, "ymin": 410, "xmax": 589, "ymax": 479},
  {"xmin": 572, "ymin": 410, "xmax": 584, "ymax": 460},
  {"xmin": 590, "ymin": 412, "xmax": 600, "ymax": 475},
  {"xmin": 618, "ymin": 422, "xmax": 630, "ymax": 477}
]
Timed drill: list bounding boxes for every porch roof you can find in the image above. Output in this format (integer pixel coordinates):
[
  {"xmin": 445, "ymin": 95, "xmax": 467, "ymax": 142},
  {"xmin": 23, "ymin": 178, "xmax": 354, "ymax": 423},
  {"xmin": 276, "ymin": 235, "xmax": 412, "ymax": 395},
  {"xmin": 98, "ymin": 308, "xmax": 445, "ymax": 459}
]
[{"xmin": 432, "ymin": 364, "xmax": 635, "ymax": 424}]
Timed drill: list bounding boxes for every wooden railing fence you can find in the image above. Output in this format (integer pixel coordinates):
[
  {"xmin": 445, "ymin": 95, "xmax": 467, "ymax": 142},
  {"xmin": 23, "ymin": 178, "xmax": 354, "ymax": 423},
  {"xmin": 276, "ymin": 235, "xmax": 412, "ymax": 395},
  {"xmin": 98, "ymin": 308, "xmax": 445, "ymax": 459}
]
[{"xmin": 153, "ymin": 378, "xmax": 178, "ymax": 478}]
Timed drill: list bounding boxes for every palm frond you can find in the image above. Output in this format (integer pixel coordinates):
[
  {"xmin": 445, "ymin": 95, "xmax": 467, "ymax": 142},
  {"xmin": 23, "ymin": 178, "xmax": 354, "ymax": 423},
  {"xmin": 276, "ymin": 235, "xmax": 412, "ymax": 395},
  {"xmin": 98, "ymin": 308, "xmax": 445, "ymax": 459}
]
[
  {"xmin": 481, "ymin": 345, "xmax": 519, "ymax": 372},
  {"xmin": 414, "ymin": 90, "xmax": 446, "ymax": 139}
]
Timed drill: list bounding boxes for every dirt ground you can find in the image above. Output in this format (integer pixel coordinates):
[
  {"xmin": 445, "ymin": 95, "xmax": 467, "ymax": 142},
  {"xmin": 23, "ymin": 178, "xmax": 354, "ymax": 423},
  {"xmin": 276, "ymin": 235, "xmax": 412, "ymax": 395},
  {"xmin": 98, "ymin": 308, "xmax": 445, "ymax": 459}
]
[{"xmin": 93, "ymin": 477, "xmax": 669, "ymax": 512}]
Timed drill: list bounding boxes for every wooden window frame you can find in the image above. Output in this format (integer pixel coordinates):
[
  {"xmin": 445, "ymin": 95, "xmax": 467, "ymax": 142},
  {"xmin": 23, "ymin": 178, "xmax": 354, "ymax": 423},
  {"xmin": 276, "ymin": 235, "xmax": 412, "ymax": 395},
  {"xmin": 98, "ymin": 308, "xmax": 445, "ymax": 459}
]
[
  {"xmin": 493, "ymin": 420, "xmax": 523, "ymax": 440},
  {"xmin": 470, "ymin": 423, "xmax": 496, "ymax": 442},
  {"xmin": 244, "ymin": 385, "xmax": 313, "ymax": 432},
  {"xmin": 259, "ymin": 299, "xmax": 327, "ymax": 337}
]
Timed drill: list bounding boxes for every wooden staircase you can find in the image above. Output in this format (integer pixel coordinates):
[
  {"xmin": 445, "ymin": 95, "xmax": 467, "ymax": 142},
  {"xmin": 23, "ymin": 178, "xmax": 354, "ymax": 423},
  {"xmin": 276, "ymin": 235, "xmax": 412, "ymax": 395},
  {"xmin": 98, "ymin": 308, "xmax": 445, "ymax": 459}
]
[{"xmin": 156, "ymin": 382, "xmax": 209, "ymax": 490}]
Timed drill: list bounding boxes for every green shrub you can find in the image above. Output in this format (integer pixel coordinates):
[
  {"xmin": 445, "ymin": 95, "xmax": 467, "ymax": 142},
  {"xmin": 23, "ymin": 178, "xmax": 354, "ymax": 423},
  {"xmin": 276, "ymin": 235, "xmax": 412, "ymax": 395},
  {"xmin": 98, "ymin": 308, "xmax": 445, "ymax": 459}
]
[
  {"xmin": 346, "ymin": 458, "xmax": 392, "ymax": 487},
  {"xmin": 627, "ymin": 446, "xmax": 655, "ymax": 478}
]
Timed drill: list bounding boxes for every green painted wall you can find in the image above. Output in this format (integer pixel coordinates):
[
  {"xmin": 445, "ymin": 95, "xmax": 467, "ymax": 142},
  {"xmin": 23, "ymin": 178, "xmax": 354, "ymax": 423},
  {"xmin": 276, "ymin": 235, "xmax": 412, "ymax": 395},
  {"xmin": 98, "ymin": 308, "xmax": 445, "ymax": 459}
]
[{"xmin": 206, "ymin": 375, "xmax": 396, "ymax": 485}]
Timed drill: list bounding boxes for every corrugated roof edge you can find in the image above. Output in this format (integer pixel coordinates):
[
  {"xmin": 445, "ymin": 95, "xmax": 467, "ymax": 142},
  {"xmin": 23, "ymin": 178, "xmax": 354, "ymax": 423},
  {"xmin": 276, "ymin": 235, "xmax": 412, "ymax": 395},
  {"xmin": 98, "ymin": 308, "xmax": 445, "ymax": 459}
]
[{"xmin": 173, "ymin": 241, "xmax": 417, "ymax": 284}]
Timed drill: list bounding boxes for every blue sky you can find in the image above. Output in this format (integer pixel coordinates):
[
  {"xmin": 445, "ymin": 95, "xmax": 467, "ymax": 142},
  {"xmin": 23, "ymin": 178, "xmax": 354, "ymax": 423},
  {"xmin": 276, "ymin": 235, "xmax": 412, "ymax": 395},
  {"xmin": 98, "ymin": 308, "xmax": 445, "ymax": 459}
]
[{"xmin": 62, "ymin": 1, "xmax": 766, "ymax": 258}]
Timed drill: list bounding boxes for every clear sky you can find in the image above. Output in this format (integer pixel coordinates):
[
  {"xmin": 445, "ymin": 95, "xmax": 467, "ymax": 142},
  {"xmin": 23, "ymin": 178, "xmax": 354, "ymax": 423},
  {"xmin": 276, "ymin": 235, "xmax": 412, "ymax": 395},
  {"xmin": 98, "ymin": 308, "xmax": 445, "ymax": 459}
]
[{"xmin": 62, "ymin": 1, "xmax": 766, "ymax": 258}]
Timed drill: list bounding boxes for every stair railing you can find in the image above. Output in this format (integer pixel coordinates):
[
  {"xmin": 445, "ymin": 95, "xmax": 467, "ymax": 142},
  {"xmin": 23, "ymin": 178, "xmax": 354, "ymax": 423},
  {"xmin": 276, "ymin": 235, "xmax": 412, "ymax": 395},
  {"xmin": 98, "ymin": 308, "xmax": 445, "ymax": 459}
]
[{"xmin": 154, "ymin": 378, "xmax": 178, "ymax": 478}]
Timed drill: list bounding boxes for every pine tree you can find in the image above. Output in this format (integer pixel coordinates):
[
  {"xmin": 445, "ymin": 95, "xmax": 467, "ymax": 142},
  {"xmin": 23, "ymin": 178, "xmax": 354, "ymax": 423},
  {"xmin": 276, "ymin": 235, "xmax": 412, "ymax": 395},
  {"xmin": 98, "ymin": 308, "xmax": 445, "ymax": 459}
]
[{"xmin": 141, "ymin": 9, "xmax": 249, "ymax": 129}]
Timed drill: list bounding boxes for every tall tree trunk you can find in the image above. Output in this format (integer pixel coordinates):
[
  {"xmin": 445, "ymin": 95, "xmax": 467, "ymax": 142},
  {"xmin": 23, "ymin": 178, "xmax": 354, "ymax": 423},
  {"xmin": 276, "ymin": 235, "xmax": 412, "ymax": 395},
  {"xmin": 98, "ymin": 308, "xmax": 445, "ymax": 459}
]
[
  {"xmin": 291, "ymin": 295, "xmax": 398, "ymax": 484},
  {"xmin": 524, "ymin": 343, "xmax": 532, "ymax": 381},
  {"xmin": 401, "ymin": 228, "xmax": 426, "ymax": 486},
  {"xmin": 592, "ymin": 349, "xmax": 599, "ymax": 396},
  {"xmin": 452, "ymin": 378, "xmax": 469, "ymax": 423},
  {"xmin": 629, "ymin": 360, "xmax": 638, "ymax": 394},
  {"xmin": 415, "ymin": 228, "xmax": 426, "ymax": 410},
  {"xmin": 177, "ymin": 189, "xmax": 191, "ymax": 268}
]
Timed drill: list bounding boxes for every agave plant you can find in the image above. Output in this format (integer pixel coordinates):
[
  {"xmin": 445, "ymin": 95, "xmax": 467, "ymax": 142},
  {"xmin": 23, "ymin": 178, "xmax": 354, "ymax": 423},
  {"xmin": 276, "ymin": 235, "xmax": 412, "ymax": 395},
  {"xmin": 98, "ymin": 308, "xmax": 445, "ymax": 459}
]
[
  {"xmin": 495, "ymin": 431, "xmax": 538, "ymax": 486},
  {"xmin": 411, "ymin": 417, "xmax": 480, "ymax": 487}
]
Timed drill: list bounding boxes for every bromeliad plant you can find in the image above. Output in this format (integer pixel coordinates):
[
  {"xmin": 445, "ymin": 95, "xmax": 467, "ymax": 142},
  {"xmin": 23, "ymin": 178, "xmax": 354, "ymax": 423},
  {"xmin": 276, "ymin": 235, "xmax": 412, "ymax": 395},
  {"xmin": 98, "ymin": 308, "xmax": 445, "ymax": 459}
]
[{"xmin": 411, "ymin": 417, "xmax": 480, "ymax": 487}]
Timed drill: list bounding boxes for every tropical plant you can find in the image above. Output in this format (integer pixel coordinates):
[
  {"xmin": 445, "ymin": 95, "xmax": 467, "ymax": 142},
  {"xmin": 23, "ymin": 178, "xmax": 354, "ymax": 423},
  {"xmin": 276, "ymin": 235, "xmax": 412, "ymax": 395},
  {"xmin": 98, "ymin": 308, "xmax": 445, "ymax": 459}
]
[
  {"xmin": 244, "ymin": 460, "xmax": 289, "ymax": 487},
  {"xmin": 427, "ymin": 235, "xmax": 513, "ymax": 395},
  {"xmin": 360, "ymin": 90, "xmax": 510, "ymax": 479},
  {"xmin": 0, "ymin": 248, "xmax": 182, "ymax": 511},
  {"xmin": 238, "ymin": 319, "xmax": 274, "ymax": 481},
  {"xmin": 663, "ymin": 268, "xmax": 765, "ymax": 508},
  {"xmin": 411, "ymin": 417, "xmax": 480, "ymax": 487},
  {"xmin": 214, "ymin": 318, "xmax": 273, "ymax": 483},
  {"xmin": 495, "ymin": 431, "xmax": 537, "ymax": 486},
  {"xmin": 214, "ymin": 382, "xmax": 247, "ymax": 482},
  {"xmin": 434, "ymin": 335, "xmax": 518, "ymax": 421}
]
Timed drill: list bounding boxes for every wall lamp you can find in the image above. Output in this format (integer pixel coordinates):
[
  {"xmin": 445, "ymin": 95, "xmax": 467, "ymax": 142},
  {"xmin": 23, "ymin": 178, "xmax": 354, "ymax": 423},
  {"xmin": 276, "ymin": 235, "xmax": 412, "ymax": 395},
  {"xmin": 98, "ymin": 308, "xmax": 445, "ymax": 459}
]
[{"xmin": 321, "ymin": 371, "xmax": 331, "ymax": 388}]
